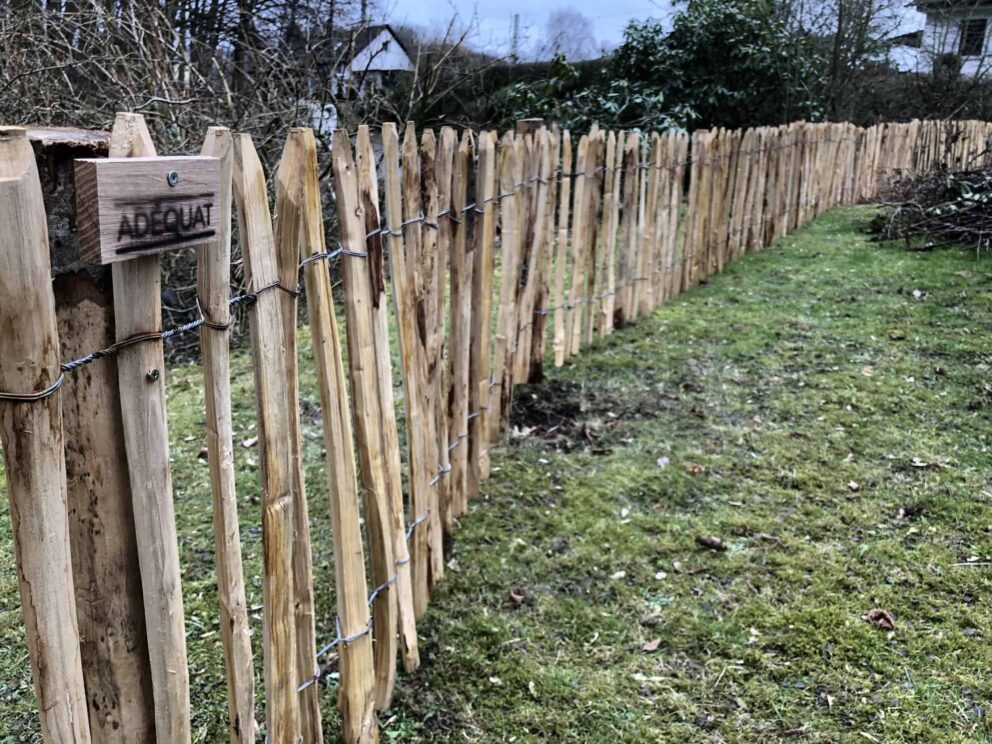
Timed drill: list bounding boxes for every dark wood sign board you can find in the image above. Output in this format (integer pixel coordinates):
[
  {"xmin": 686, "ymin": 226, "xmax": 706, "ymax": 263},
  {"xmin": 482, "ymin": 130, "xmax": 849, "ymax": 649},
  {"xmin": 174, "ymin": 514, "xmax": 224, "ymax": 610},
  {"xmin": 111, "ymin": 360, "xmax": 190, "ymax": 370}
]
[{"xmin": 74, "ymin": 155, "xmax": 220, "ymax": 265}]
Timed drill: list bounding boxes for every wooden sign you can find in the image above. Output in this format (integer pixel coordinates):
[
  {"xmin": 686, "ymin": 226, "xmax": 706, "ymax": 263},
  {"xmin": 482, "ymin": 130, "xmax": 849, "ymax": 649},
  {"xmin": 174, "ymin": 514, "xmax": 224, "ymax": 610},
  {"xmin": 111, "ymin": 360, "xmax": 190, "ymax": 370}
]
[{"xmin": 74, "ymin": 155, "xmax": 220, "ymax": 264}]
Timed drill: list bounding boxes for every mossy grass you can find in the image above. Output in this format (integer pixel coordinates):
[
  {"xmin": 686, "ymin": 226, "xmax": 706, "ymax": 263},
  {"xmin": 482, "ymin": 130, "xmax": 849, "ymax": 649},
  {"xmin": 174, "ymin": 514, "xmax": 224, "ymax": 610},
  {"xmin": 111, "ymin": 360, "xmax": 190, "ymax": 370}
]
[{"xmin": 2, "ymin": 205, "xmax": 991, "ymax": 741}]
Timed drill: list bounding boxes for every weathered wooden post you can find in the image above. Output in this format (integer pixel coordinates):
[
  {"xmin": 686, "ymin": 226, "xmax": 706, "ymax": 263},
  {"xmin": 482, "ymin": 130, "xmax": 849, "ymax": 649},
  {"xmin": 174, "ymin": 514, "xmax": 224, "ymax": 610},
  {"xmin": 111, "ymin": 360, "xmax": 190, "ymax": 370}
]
[
  {"xmin": 76, "ymin": 113, "xmax": 196, "ymax": 743},
  {"xmin": 0, "ymin": 126, "xmax": 92, "ymax": 744},
  {"xmin": 30, "ymin": 124, "xmax": 157, "ymax": 742},
  {"xmin": 231, "ymin": 134, "xmax": 301, "ymax": 744},
  {"xmin": 198, "ymin": 127, "xmax": 257, "ymax": 744}
]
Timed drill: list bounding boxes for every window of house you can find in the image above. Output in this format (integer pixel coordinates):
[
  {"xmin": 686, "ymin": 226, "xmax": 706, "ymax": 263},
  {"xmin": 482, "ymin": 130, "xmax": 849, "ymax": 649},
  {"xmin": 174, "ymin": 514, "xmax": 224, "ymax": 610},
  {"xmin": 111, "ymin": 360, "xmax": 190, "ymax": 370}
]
[{"xmin": 959, "ymin": 18, "xmax": 988, "ymax": 57}]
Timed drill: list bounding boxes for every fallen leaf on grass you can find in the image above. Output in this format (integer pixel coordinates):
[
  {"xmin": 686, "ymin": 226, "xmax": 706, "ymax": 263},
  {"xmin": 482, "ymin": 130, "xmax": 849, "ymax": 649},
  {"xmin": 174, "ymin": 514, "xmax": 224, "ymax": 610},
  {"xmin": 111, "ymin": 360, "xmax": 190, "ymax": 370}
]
[
  {"xmin": 642, "ymin": 638, "xmax": 661, "ymax": 653},
  {"xmin": 864, "ymin": 608, "xmax": 895, "ymax": 630},
  {"xmin": 656, "ymin": 456, "xmax": 670, "ymax": 469},
  {"xmin": 509, "ymin": 588, "xmax": 526, "ymax": 605},
  {"xmin": 241, "ymin": 435, "xmax": 258, "ymax": 448},
  {"xmin": 848, "ymin": 480, "xmax": 861, "ymax": 492},
  {"xmin": 686, "ymin": 463, "xmax": 705, "ymax": 475},
  {"xmin": 695, "ymin": 535, "xmax": 727, "ymax": 552},
  {"xmin": 888, "ymin": 330, "xmax": 906, "ymax": 341}
]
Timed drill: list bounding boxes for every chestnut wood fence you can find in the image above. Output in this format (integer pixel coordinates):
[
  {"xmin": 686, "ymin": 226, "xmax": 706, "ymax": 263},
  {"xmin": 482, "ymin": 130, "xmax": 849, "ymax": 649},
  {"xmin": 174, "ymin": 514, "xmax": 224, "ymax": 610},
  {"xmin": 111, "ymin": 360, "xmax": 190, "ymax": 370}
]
[{"xmin": 0, "ymin": 115, "xmax": 989, "ymax": 743}]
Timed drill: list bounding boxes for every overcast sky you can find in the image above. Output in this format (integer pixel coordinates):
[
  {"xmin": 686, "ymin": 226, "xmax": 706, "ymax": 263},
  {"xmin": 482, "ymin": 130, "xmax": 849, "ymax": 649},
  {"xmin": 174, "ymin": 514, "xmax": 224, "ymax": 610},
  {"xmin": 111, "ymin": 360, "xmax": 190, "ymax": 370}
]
[{"xmin": 380, "ymin": 0, "xmax": 678, "ymax": 59}]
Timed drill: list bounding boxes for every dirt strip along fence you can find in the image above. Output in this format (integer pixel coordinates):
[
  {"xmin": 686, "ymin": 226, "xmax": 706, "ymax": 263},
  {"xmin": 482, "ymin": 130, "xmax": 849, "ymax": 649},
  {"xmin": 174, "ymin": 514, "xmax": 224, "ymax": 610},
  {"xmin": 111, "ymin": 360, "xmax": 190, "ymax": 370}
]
[{"xmin": 0, "ymin": 115, "xmax": 989, "ymax": 743}]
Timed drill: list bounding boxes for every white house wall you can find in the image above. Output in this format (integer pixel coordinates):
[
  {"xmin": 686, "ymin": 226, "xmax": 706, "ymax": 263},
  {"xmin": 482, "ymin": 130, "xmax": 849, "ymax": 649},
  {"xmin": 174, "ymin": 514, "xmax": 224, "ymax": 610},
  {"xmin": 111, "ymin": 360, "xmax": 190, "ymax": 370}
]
[
  {"xmin": 920, "ymin": 7, "xmax": 992, "ymax": 77},
  {"xmin": 349, "ymin": 30, "xmax": 415, "ymax": 74}
]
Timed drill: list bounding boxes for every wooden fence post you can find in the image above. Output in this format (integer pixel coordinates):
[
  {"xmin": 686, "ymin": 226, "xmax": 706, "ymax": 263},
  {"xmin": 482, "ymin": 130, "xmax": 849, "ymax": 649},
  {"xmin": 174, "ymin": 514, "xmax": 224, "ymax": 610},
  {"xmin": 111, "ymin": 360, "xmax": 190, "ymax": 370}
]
[
  {"xmin": 400, "ymin": 124, "xmax": 445, "ymax": 588},
  {"xmin": 469, "ymin": 131, "xmax": 496, "ymax": 484},
  {"xmin": 273, "ymin": 129, "xmax": 323, "ymax": 743},
  {"xmin": 617, "ymin": 132, "xmax": 639, "ymax": 323},
  {"xmin": 530, "ymin": 128, "xmax": 560, "ymax": 379},
  {"xmin": 303, "ymin": 130, "xmax": 378, "ymax": 744},
  {"xmin": 552, "ymin": 131, "xmax": 572, "ymax": 365},
  {"xmin": 382, "ymin": 122, "xmax": 432, "ymax": 617},
  {"xmin": 515, "ymin": 128, "xmax": 553, "ymax": 382},
  {"xmin": 434, "ymin": 127, "xmax": 457, "ymax": 534},
  {"xmin": 418, "ymin": 128, "xmax": 447, "ymax": 582},
  {"xmin": 581, "ymin": 131, "xmax": 604, "ymax": 345},
  {"xmin": 605, "ymin": 131, "xmax": 624, "ymax": 324},
  {"xmin": 198, "ymin": 126, "xmax": 257, "ymax": 744},
  {"xmin": 231, "ymin": 133, "xmax": 301, "ymax": 744},
  {"xmin": 0, "ymin": 126, "xmax": 92, "ymax": 744},
  {"xmin": 566, "ymin": 134, "xmax": 590, "ymax": 343},
  {"xmin": 332, "ymin": 127, "xmax": 401, "ymax": 711},
  {"xmin": 448, "ymin": 131, "xmax": 474, "ymax": 519},
  {"xmin": 493, "ymin": 131, "xmax": 521, "ymax": 432},
  {"xmin": 108, "ymin": 112, "xmax": 191, "ymax": 744},
  {"xmin": 356, "ymin": 125, "xmax": 420, "ymax": 675},
  {"xmin": 38, "ymin": 127, "xmax": 156, "ymax": 742}
]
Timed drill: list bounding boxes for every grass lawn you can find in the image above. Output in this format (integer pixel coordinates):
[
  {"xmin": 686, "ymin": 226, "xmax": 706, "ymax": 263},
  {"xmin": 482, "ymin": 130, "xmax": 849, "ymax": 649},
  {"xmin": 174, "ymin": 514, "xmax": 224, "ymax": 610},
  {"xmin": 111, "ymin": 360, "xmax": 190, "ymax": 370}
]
[{"xmin": 2, "ymin": 204, "xmax": 991, "ymax": 741}]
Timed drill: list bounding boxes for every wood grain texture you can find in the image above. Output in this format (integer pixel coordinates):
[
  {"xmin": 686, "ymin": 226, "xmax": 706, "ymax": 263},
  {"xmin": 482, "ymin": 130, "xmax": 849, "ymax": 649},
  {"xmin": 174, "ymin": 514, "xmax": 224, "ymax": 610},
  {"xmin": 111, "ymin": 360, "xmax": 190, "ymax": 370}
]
[
  {"xmin": 401, "ymin": 123, "xmax": 444, "ymax": 590},
  {"xmin": 468, "ymin": 130, "xmax": 496, "ymax": 492},
  {"xmin": 335, "ymin": 127, "xmax": 400, "ymax": 709},
  {"xmin": 492, "ymin": 131, "xmax": 520, "ymax": 431},
  {"xmin": 552, "ymin": 131, "xmax": 573, "ymax": 365},
  {"xmin": 447, "ymin": 130, "xmax": 474, "ymax": 519},
  {"xmin": 356, "ymin": 125, "xmax": 420, "ymax": 676},
  {"xmin": 434, "ymin": 127, "xmax": 457, "ymax": 533},
  {"xmin": 303, "ymin": 130, "xmax": 378, "ymax": 744},
  {"xmin": 231, "ymin": 133, "xmax": 300, "ymax": 744},
  {"xmin": 198, "ymin": 127, "xmax": 257, "ymax": 744},
  {"xmin": 382, "ymin": 123, "xmax": 431, "ymax": 617},
  {"xmin": 0, "ymin": 126, "xmax": 92, "ymax": 744},
  {"xmin": 108, "ymin": 112, "xmax": 191, "ymax": 744},
  {"xmin": 272, "ymin": 128, "xmax": 323, "ymax": 744}
]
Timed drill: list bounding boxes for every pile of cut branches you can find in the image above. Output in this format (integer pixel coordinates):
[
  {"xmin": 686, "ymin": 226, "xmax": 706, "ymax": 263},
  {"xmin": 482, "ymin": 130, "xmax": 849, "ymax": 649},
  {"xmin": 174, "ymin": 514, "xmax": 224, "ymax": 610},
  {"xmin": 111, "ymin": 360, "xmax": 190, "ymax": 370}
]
[{"xmin": 870, "ymin": 167, "xmax": 992, "ymax": 253}]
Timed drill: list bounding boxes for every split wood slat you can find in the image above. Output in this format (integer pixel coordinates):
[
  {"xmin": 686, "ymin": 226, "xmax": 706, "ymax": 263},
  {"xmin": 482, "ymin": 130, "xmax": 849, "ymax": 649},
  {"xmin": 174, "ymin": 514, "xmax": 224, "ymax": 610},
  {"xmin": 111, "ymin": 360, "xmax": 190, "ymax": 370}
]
[
  {"xmin": 400, "ymin": 124, "xmax": 445, "ymax": 589},
  {"xmin": 514, "ymin": 128, "xmax": 551, "ymax": 383},
  {"xmin": 616, "ymin": 132, "xmax": 639, "ymax": 325},
  {"xmin": 604, "ymin": 130, "xmax": 624, "ymax": 332},
  {"xmin": 108, "ymin": 112, "xmax": 191, "ymax": 744},
  {"xmin": 0, "ymin": 126, "xmax": 92, "ymax": 744},
  {"xmin": 305, "ymin": 130, "xmax": 378, "ymax": 744},
  {"xmin": 565, "ymin": 134, "xmax": 589, "ymax": 349},
  {"xmin": 356, "ymin": 125, "xmax": 420, "ymax": 675},
  {"xmin": 419, "ymin": 127, "xmax": 445, "ymax": 552},
  {"xmin": 511, "ymin": 133, "xmax": 535, "ymax": 381},
  {"xmin": 198, "ymin": 126, "xmax": 257, "ymax": 744},
  {"xmin": 680, "ymin": 132, "xmax": 699, "ymax": 291},
  {"xmin": 492, "ymin": 130, "xmax": 521, "ymax": 432},
  {"xmin": 639, "ymin": 133, "xmax": 660, "ymax": 316},
  {"xmin": 580, "ymin": 131, "xmax": 604, "ymax": 347},
  {"xmin": 231, "ymin": 133, "xmax": 301, "ymax": 744},
  {"xmin": 448, "ymin": 130, "xmax": 474, "ymax": 518},
  {"xmin": 596, "ymin": 131, "xmax": 617, "ymax": 335},
  {"xmin": 552, "ymin": 131, "xmax": 573, "ymax": 365},
  {"xmin": 469, "ymin": 131, "xmax": 496, "ymax": 485},
  {"xmin": 335, "ymin": 127, "xmax": 400, "ymax": 709},
  {"xmin": 381, "ymin": 123, "xmax": 432, "ymax": 618},
  {"xmin": 665, "ymin": 131, "xmax": 683, "ymax": 300},
  {"xmin": 529, "ymin": 128, "xmax": 560, "ymax": 379},
  {"xmin": 273, "ymin": 128, "xmax": 323, "ymax": 744},
  {"xmin": 56, "ymin": 164, "xmax": 156, "ymax": 743},
  {"xmin": 434, "ymin": 127, "xmax": 457, "ymax": 534}
]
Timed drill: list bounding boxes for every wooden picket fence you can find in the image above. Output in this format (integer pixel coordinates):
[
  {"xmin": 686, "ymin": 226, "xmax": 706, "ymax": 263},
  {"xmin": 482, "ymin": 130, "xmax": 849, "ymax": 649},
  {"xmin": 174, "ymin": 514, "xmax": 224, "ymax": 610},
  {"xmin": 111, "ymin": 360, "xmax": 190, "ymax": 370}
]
[{"xmin": 0, "ymin": 114, "xmax": 989, "ymax": 744}]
